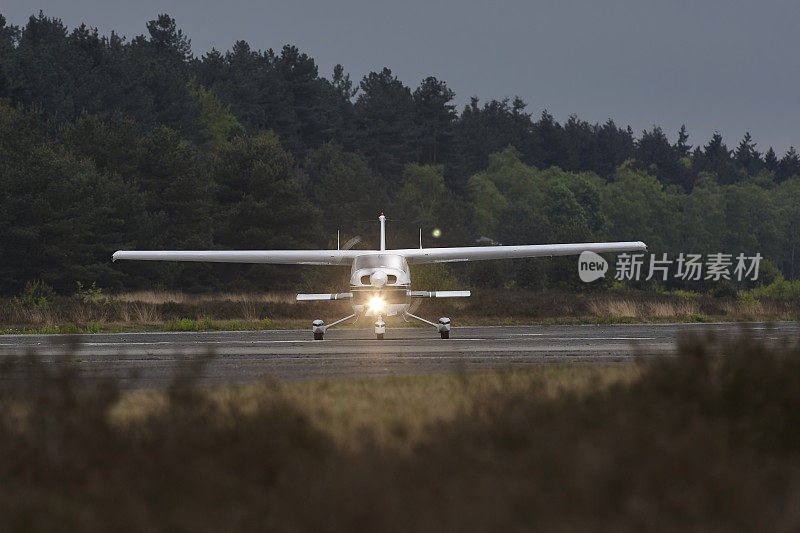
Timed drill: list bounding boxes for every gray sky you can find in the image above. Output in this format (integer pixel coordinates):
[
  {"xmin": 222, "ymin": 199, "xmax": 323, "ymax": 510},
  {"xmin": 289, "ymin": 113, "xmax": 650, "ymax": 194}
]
[{"xmin": 4, "ymin": 0, "xmax": 799, "ymax": 153}]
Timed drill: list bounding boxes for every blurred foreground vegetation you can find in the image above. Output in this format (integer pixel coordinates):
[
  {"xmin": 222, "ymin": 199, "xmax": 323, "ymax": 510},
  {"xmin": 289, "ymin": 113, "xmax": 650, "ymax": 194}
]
[{"xmin": 2, "ymin": 330, "xmax": 800, "ymax": 530}]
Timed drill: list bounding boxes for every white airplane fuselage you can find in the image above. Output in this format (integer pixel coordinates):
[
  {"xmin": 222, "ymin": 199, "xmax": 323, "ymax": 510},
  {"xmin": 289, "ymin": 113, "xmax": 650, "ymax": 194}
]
[{"xmin": 349, "ymin": 253, "xmax": 411, "ymax": 317}]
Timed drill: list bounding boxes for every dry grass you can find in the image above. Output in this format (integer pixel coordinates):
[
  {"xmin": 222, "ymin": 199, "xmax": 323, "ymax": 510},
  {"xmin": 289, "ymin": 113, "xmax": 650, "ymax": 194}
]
[
  {"xmin": 117, "ymin": 291, "xmax": 297, "ymax": 305},
  {"xmin": 112, "ymin": 365, "xmax": 640, "ymax": 451},
  {"xmin": 1, "ymin": 290, "xmax": 798, "ymax": 332},
  {"xmin": 130, "ymin": 301, "xmax": 160, "ymax": 324},
  {"xmin": 589, "ymin": 297, "xmax": 640, "ymax": 317},
  {"xmin": 588, "ymin": 297, "xmax": 702, "ymax": 318},
  {"xmin": 646, "ymin": 298, "xmax": 700, "ymax": 317},
  {"xmin": 241, "ymin": 365, "xmax": 639, "ymax": 450}
]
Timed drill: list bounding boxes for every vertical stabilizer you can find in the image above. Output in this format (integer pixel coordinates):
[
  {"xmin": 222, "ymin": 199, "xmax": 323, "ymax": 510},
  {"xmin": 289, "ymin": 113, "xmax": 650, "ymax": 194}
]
[{"xmin": 379, "ymin": 213, "xmax": 386, "ymax": 251}]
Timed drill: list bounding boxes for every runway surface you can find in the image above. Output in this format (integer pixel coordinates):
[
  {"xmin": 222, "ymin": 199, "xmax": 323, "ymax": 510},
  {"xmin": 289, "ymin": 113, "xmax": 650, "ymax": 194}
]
[{"xmin": 0, "ymin": 322, "xmax": 796, "ymax": 388}]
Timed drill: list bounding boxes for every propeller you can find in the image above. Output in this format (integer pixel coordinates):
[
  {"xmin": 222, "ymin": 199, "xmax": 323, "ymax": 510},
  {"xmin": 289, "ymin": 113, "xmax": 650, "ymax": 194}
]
[
  {"xmin": 341, "ymin": 235, "xmax": 362, "ymax": 250},
  {"xmin": 334, "ymin": 234, "xmax": 362, "ymax": 266},
  {"xmin": 406, "ymin": 296, "xmax": 423, "ymax": 316}
]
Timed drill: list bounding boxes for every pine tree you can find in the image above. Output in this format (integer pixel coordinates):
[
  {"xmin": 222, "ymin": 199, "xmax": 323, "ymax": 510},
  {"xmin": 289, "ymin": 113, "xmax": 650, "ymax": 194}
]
[
  {"xmin": 412, "ymin": 76, "xmax": 456, "ymax": 165},
  {"xmin": 676, "ymin": 124, "xmax": 691, "ymax": 157},
  {"xmin": 354, "ymin": 68, "xmax": 415, "ymax": 183},
  {"xmin": 696, "ymin": 132, "xmax": 736, "ymax": 184},
  {"xmin": 0, "ymin": 15, "xmax": 18, "ymax": 98},
  {"xmin": 778, "ymin": 147, "xmax": 800, "ymax": 182},
  {"xmin": 734, "ymin": 132, "xmax": 761, "ymax": 173},
  {"xmin": 593, "ymin": 119, "xmax": 635, "ymax": 178},
  {"xmin": 533, "ymin": 110, "xmax": 564, "ymax": 170},
  {"xmin": 764, "ymin": 147, "xmax": 779, "ymax": 172},
  {"xmin": 635, "ymin": 126, "xmax": 682, "ymax": 187}
]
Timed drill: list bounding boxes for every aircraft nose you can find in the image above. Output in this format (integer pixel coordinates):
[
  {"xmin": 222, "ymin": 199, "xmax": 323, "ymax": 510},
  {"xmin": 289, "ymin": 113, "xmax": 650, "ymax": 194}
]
[{"xmin": 371, "ymin": 271, "xmax": 388, "ymax": 287}]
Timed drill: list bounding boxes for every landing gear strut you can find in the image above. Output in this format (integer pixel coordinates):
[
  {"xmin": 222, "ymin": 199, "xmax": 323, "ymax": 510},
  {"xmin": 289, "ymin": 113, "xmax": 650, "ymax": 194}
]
[
  {"xmin": 311, "ymin": 314, "xmax": 357, "ymax": 340},
  {"xmin": 404, "ymin": 312, "xmax": 452, "ymax": 339}
]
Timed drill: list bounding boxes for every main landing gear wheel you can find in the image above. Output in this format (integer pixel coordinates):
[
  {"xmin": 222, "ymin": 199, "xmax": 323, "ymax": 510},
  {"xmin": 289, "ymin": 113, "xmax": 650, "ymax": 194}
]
[
  {"xmin": 312, "ymin": 319, "xmax": 324, "ymax": 340},
  {"xmin": 438, "ymin": 317, "xmax": 451, "ymax": 339}
]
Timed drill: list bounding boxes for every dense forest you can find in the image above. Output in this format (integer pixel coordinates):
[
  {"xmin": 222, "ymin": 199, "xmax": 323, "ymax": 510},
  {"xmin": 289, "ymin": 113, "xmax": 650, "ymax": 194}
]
[{"xmin": 1, "ymin": 12, "xmax": 799, "ymax": 294}]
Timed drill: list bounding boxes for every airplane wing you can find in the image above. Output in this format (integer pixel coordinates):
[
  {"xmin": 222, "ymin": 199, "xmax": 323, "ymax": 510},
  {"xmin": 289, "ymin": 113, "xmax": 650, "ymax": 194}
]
[
  {"xmin": 395, "ymin": 241, "xmax": 647, "ymax": 264},
  {"xmin": 113, "ymin": 242, "xmax": 647, "ymax": 265},
  {"xmin": 112, "ymin": 250, "xmax": 363, "ymax": 265}
]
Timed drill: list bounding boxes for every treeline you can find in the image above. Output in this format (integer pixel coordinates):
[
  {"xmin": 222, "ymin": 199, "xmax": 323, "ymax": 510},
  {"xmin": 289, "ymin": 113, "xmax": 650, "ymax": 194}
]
[{"xmin": 0, "ymin": 12, "xmax": 799, "ymax": 294}]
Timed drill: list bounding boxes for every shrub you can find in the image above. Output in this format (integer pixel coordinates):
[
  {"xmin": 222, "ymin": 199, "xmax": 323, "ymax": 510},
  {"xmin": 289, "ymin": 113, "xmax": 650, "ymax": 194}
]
[
  {"xmin": 754, "ymin": 279, "xmax": 800, "ymax": 299},
  {"xmin": 32, "ymin": 324, "xmax": 62, "ymax": 334},
  {"xmin": 667, "ymin": 289, "xmax": 701, "ymax": 300},
  {"xmin": 167, "ymin": 318, "xmax": 199, "ymax": 332},
  {"xmin": 167, "ymin": 317, "xmax": 213, "ymax": 332},
  {"xmin": 74, "ymin": 282, "xmax": 110, "ymax": 305},
  {"xmin": 737, "ymin": 293, "xmax": 760, "ymax": 310},
  {"xmin": 14, "ymin": 280, "xmax": 55, "ymax": 308},
  {"xmin": 712, "ymin": 280, "xmax": 739, "ymax": 299}
]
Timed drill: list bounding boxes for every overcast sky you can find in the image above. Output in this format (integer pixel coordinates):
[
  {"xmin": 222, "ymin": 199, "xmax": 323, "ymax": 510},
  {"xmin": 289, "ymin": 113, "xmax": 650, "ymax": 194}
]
[{"xmin": 4, "ymin": 0, "xmax": 799, "ymax": 153}]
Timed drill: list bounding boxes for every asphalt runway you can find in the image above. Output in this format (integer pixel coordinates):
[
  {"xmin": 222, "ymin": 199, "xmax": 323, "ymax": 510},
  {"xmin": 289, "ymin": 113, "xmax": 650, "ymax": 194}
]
[{"xmin": 0, "ymin": 322, "xmax": 797, "ymax": 388}]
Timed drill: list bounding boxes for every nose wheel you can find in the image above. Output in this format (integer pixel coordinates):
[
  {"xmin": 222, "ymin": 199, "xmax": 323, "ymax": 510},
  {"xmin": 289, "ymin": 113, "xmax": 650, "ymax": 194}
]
[{"xmin": 375, "ymin": 315, "xmax": 386, "ymax": 340}]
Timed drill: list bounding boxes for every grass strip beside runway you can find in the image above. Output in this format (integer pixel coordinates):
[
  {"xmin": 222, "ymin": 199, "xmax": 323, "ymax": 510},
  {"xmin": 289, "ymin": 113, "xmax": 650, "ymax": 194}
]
[{"xmin": 3, "ymin": 289, "xmax": 799, "ymax": 334}]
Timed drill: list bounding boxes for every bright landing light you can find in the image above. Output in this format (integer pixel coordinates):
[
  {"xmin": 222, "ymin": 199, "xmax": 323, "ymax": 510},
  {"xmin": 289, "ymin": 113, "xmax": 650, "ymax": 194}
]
[{"xmin": 368, "ymin": 296, "xmax": 386, "ymax": 313}]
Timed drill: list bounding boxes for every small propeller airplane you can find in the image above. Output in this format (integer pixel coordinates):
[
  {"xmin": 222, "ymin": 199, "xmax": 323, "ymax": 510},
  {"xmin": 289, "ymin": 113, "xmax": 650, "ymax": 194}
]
[{"xmin": 113, "ymin": 214, "xmax": 647, "ymax": 340}]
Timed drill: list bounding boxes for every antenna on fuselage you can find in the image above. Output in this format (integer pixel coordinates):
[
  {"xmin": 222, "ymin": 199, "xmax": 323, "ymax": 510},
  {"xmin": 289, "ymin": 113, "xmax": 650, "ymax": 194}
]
[
  {"xmin": 419, "ymin": 228, "xmax": 422, "ymax": 249},
  {"xmin": 337, "ymin": 230, "xmax": 340, "ymax": 250},
  {"xmin": 379, "ymin": 212, "xmax": 386, "ymax": 251}
]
